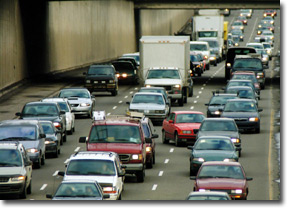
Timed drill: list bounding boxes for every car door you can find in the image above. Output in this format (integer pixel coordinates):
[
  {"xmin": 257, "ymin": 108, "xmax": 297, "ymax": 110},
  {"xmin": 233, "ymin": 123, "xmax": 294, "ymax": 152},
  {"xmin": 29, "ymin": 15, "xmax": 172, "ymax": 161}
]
[
  {"xmin": 164, "ymin": 113, "xmax": 175, "ymax": 139},
  {"xmin": 21, "ymin": 147, "xmax": 32, "ymax": 189},
  {"xmin": 115, "ymin": 157, "xmax": 125, "ymax": 193}
]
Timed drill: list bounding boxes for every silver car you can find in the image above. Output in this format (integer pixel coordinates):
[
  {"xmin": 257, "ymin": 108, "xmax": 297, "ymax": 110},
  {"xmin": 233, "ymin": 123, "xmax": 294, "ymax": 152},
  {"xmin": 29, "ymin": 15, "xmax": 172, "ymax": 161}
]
[
  {"xmin": 57, "ymin": 88, "xmax": 95, "ymax": 118},
  {"xmin": 127, "ymin": 92, "xmax": 169, "ymax": 123}
]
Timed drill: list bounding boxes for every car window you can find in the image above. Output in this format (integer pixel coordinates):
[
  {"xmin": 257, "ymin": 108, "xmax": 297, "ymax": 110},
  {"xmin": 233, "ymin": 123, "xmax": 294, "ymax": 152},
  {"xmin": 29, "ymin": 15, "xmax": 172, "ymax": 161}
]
[
  {"xmin": 59, "ymin": 90, "xmax": 90, "ymax": 98},
  {"xmin": 132, "ymin": 94, "xmax": 164, "ymax": 105},
  {"xmin": 142, "ymin": 123, "xmax": 150, "ymax": 138},
  {"xmin": 89, "ymin": 125, "xmax": 141, "ymax": 144},
  {"xmin": 210, "ymin": 96, "xmax": 237, "ymax": 105},
  {"xmin": 88, "ymin": 66, "xmax": 114, "ymax": 75},
  {"xmin": 41, "ymin": 123, "xmax": 55, "ymax": 134},
  {"xmin": 57, "ymin": 102, "xmax": 69, "ymax": 112},
  {"xmin": 0, "ymin": 149, "xmax": 22, "ymax": 167},
  {"xmin": 190, "ymin": 44, "xmax": 208, "ymax": 51},
  {"xmin": 175, "ymin": 114, "xmax": 205, "ymax": 124},
  {"xmin": 0, "ymin": 125, "xmax": 37, "ymax": 140},
  {"xmin": 23, "ymin": 104, "xmax": 59, "ymax": 116},
  {"xmin": 167, "ymin": 113, "xmax": 175, "ymax": 121},
  {"xmin": 233, "ymin": 59, "xmax": 263, "ymax": 70}
]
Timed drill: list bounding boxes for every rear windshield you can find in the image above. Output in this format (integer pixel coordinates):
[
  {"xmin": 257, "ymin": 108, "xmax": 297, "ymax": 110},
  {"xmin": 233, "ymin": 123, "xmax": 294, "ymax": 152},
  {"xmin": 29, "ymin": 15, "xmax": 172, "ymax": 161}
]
[
  {"xmin": 88, "ymin": 66, "xmax": 114, "ymax": 75},
  {"xmin": 22, "ymin": 104, "xmax": 59, "ymax": 117},
  {"xmin": 233, "ymin": 59, "xmax": 263, "ymax": 70},
  {"xmin": 200, "ymin": 121, "xmax": 237, "ymax": 131}
]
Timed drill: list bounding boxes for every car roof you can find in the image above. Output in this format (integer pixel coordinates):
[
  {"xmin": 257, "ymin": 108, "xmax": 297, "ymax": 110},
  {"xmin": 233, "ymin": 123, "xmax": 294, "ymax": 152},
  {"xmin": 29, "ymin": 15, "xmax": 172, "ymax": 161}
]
[
  {"xmin": 197, "ymin": 136, "xmax": 232, "ymax": 140},
  {"xmin": 203, "ymin": 118, "xmax": 235, "ymax": 122},
  {"xmin": 90, "ymin": 64, "xmax": 114, "ymax": 68},
  {"xmin": 226, "ymin": 98, "xmax": 255, "ymax": 103},
  {"xmin": 69, "ymin": 151, "xmax": 118, "ymax": 161},
  {"xmin": 134, "ymin": 92, "xmax": 163, "ymax": 96},
  {"xmin": 0, "ymin": 119, "xmax": 41, "ymax": 126},
  {"xmin": 190, "ymin": 41, "xmax": 208, "ymax": 45},
  {"xmin": 60, "ymin": 87, "xmax": 89, "ymax": 91},
  {"xmin": 140, "ymin": 87, "xmax": 166, "ymax": 91},
  {"xmin": 25, "ymin": 101, "xmax": 58, "ymax": 105},
  {"xmin": 172, "ymin": 111, "xmax": 204, "ymax": 115},
  {"xmin": 188, "ymin": 191, "xmax": 230, "ymax": 196},
  {"xmin": 60, "ymin": 179, "xmax": 99, "ymax": 184},
  {"xmin": 0, "ymin": 142, "xmax": 23, "ymax": 150},
  {"xmin": 42, "ymin": 98, "xmax": 68, "ymax": 102},
  {"xmin": 212, "ymin": 93, "xmax": 238, "ymax": 97},
  {"xmin": 93, "ymin": 115, "xmax": 141, "ymax": 126},
  {"xmin": 201, "ymin": 161, "xmax": 241, "ymax": 166},
  {"xmin": 233, "ymin": 71, "xmax": 255, "ymax": 75}
]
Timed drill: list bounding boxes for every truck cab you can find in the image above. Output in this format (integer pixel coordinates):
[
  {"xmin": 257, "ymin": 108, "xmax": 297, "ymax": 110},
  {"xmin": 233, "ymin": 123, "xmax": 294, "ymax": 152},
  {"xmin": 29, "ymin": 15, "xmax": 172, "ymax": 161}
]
[{"xmin": 79, "ymin": 112, "xmax": 147, "ymax": 182}]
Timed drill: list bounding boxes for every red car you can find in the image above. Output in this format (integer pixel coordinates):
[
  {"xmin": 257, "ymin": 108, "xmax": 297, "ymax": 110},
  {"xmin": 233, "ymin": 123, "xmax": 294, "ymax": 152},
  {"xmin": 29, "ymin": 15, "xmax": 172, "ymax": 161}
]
[
  {"xmin": 190, "ymin": 161, "xmax": 253, "ymax": 200},
  {"xmin": 162, "ymin": 111, "xmax": 205, "ymax": 146}
]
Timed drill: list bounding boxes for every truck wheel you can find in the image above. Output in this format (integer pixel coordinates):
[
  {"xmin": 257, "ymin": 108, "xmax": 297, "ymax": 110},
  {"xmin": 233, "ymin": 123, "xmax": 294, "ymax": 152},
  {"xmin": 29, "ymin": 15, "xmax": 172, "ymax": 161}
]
[{"xmin": 178, "ymin": 97, "xmax": 184, "ymax": 106}]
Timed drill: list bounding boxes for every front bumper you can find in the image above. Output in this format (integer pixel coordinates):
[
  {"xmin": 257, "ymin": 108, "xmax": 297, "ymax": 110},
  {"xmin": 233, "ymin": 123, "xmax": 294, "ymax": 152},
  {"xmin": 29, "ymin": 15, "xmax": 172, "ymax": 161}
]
[
  {"xmin": 123, "ymin": 163, "xmax": 144, "ymax": 174},
  {"xmin": 45, "ymin": 143, "xmax": 58, "ymax": 153},
  {"xmin": 71, "ymin": 106, "xmax": 91, "ymax": 115},
  {"xmin": 0, "ymin": 182, "xmax": 25, "ymax": 196},
  {"xmin": 235, "ymin": 120, "xmax": 260, "ymax": 131},
  {"xmin": 85, "ymin": 83, "xmax": 116, "ymax": 92}
]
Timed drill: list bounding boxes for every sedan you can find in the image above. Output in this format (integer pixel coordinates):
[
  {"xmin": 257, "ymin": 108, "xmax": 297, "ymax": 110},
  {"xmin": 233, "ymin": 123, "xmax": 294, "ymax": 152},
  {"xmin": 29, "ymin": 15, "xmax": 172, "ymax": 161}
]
[
  {"xmin": 57, "ymin": 87, "xmax": 95, "ymax": 118},
  {"xmin": 127, "ymin": 92, "xmax": 170, "ymax": 124},
  {"xmin": 186, "ymin": 191, "xmax": 231, "ymax": 200},
  {"xmin": 196, "ymin": 118, "xmax": 241, "ymax": 156},
  {"xmin": 226, "ymin": 86, "xmax": 259, "ymax": 106},
  {"xmin": 231, "ymin": 71, "xmax": 261, "ymax": 96},
  {"xmin": 162, "ymin": 111, "xmax": 205, "ymax": 146},
  {"xmin": 40, "ymin": 121, "xmax": 62, "ymax": 158},
  {"xmin": 46, "ymin": 180, "xmax": 109, "ymax": 200},
  {"xmin": 221, "ymin": 99, "xmax": 263, "ymax": 133},
  {"xmin": 205, "ymin": 93, "xmax": 238, "ymax": 117},
  {"xmin": 230, "ymin": 29, "xmax": 244, "ymax": 42},
  {"xmin": 187, "ymin": 136, "xmax": 239, "ymax": 176},
  {"xmin": 190, "ymin": 161, "xmax": 253, "ymax": 200}
]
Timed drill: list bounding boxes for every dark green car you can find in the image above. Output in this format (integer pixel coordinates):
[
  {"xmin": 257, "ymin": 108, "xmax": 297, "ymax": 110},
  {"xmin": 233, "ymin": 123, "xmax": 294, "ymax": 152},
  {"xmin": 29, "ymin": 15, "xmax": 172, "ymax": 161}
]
[{"xmin": 188, "ymin": 136, "xmax": 239, "ymax": 176}]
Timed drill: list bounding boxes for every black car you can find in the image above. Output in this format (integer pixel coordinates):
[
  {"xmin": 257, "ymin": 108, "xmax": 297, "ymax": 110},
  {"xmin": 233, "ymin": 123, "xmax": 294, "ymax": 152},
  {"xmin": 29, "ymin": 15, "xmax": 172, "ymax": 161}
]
[
  {"xmin": 40, "ymin": 121, "xmax": 62, "ymax": 158},
  {"xmin": 225, "ymin": 47, "xmax": 256, "ymax": 80},
  {"xmin": 230, "ymin": 29, "xmax": 244, "ymax": 41},
  {"xmin": 112, "ymin": 60, "xmax": 138, "ymax": 84},
  {"xmin": 205, "ymin": 93, "xmax": 238, "ymax": 117},
  {"xmin": 83, "ymin": 64, "xmax": 118, "ymax": 96},
  {"xmin": 196, "ymin": 118, "xmax": 242, "ymax": 156},
  {"xmin": 220, "ymin": 99, "xmax": 263, "ymax": 133},
  {"xmin": 190, "ymin": 52, "xmax": 204, "ymax": 77},
  {"xmin": 16, "ymin": 102, "xmax": 67, "ymax": 142},
  {"xmin": 187, "ymin": 136, "xmax": 239, "ymax": 176}
]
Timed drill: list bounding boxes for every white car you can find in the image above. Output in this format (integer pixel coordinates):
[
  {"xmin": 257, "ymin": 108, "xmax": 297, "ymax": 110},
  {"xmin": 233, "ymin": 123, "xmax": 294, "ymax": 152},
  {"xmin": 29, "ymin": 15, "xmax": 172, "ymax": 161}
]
[
  {"xmin": 41, "ymin": 98, "xmax": 75, "ymax": 134},
  {"xmin": 190, "ymin": 41, "xmax": 210, "ymax": 70},
  {"xmin": 262, "ymin": 42, "xmax": 273, "ymax": 58},
  {"xmin": 58, "ymin": 151, "xmax": 125, "ymax": 200},
  {"xmin": 246, "ymin": 42, "xmax": 264, "ymax": 52}
]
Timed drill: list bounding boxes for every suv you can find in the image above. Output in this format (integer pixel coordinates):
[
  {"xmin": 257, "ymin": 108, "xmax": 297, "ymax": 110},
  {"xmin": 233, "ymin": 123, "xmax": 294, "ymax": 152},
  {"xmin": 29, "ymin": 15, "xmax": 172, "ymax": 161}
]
[
  {"xmin": 83, "ymin": 64, "xmax": 118, "ymax": 96},
  {"xmin": 16, "ymin": 101, "xmax": 67, "ymax": 142},
  {"xmin": 58, "ymin": 151, "xmax": 125, "ymax": 200},
  {"xmin": 0, "ymin": 142, "xmax": 33, "ymax": 199},
  {"xmin": 79, "ymin": 112, "xmax": 148, "ymax": 182},
  {"xmin": 231, "ymin": 55, "xmax": 266, "ymax": 89},
  {"xmin": 225, "ymin": 47, "xmax": 256, "ymax": 80},
  {"xmin": 0, "ymin": 120, "xmax": 46, "ymax": 168}
]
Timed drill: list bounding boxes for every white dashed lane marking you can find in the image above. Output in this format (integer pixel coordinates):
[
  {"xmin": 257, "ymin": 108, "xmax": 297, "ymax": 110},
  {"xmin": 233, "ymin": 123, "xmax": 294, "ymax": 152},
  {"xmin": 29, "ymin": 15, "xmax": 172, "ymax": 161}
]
[{"xmin": 40, "ymin": 184, "xmax": 47, "ymax": 190}]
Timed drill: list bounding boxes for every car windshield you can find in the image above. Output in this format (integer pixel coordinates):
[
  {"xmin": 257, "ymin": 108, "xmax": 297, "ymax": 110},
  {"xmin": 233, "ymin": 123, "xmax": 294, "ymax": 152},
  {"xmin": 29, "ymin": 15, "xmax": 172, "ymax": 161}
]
[
  {"xmin": 22, "ymin": 104, "xmax": 59, "ymax": 117},
  {"xmin": 89, "ymin": 125, "xmax": 142, "ymax": 144},
  {"xmin": 66, "ymin": 159, "xmax": 116, "ymax": 176},
  {"xmin": 147, "ymin": 70, "xmax": 180, "ymax": 79},
  {"xmin": 231, "ymin": 30, "xmax": 242, "ymax": 35},
  {"xmin": 205, "ymin": 40, "xmax": 219, "ymax": 48},
  {"xmin": 139, "ymin": 89, "xmax": 167, "ymax": 99},
  {"xmin": 113, "ymin": 63, "xmax": 134, "ymax": 74},
  {"xmin": 57, "ymin": 102, "xmax": 69, "ymax": 112},
  {"xmin": 194, "ymin": 138, "xmax": 234, "ymax": 151},
  {"xmin": 0, "ymin": 149, "xmax": 22, "ymax": 167},
  {"xmin": 198, "ymin": 31, "xmax": 217, "ymax": 37},
  {"xmin": 59, "ymin": 90, "xmax": 90, "ymax": 98},
  {"xmin": 0, "ymin": 126, "xmax": 36, "ymax": 141},
  {"xmin": 200, "ymin": 121, "xmax": 237, "ymax": 131},
  {"xmin": 233, "ymin": 59, "xmax": 263, "ymax": 70},
  {"xmin": 209, "ymin": 96, "xmax": 237, "ymax": 105},
  {"xmin": 54, "ymin": 182, "xmax": 101, "ymax": 198},
  {"xmin": 190, "ymin": 55, "xmax": 200, "ymax": 62},
  {"xmin": 263, "ymin": 44, "xmax": 271, "ymax": 49},
  {"xmin": 88, "ymin": 66, "xmax": 114, "ymax": 75},
  {"xmin": 190, "ymin": 44, "xmax": 208, "ymax": 51},
  {"xmin": 41, "ymin": 123, "xmax": 55, "ymax": 134},
  {"xmin": 175, "ymin": 114, "xmax": 205, "ymax": 124},
  {"xmin": 197, "ymin": 165, "xmax": 245, "ymax": 179},
  {"xmin": 224, "ymin": 101, "xmax": 257, "ymax": 112},
  {"xmin": 188, "ymin": 195, "xmax": 229, "ymax": 200},
  {"xmin": 132, "ymin": 94, "xmax": 165, "ymax": 105}
]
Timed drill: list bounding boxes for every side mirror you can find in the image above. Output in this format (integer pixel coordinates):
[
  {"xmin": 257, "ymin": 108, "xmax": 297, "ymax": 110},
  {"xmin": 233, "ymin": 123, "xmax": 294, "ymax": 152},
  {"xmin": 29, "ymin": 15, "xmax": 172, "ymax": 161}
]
[
  {"xmin": 26, "ymin": 160, "xmax": 33, "ymax": 166},
  {"xmin": 60, "ymin": 111, "xmax": 66, "ymax": 115},
  {"xmin": 190, "ymin": 176, "xmax": 196, "ymax": 180},
  {"xmin": 91, "ymin": 95, "xmax": 95, "ymax": 99},
  {"xmin": 103, "ymin": 194, "xmax": 110, "ymax": 199},
  {"xmin": 152, "ymin": 134, "xmax": 159, "ymax": 139},
  {"xmin": 15, "ymin": 112, "xmax": 21, "ymax": 117},
  {"xmin": 58, "ymin": 171, "xmax": 65, "ymax": 176},
  {"xmin": 145, "ymin": 137, "xmax": 152, "ymax": 143},
  {"xmin": 205, "ymin": 103, "xmax": 209, "ymax": 106},
  {"xmin": 246, "ymin": 177, "xmax": 253, "ymax": 181},
  {"xmin": 40, "ymin": 133, "xmax": 46, "ymax": 138},
  {"xmin": 126, "ymin": 102, "xmax": 130, "ymax": 105},
  {"xmin": 79, "ymin": 136, "xmax": 87, "ymax": 143},
  {"xmin": 235, "ymin": 147, "xmax": 241, "ymax": 151}
]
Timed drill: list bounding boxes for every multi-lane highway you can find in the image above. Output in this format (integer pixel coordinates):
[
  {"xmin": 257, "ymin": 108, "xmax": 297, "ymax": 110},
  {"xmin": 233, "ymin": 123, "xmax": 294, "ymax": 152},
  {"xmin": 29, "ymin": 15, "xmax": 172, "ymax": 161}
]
[{"xmin": 0, "ymin": 9, "xmax": 280, "ymax": 201}]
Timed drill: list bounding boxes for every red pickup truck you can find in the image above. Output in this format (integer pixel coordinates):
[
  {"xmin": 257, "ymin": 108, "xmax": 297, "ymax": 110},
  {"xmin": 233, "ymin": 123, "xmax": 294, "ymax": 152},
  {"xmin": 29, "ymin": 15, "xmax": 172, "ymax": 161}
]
[{"xmin": 79, "ymin": 114, "xmax": 147, "ymax": 182}]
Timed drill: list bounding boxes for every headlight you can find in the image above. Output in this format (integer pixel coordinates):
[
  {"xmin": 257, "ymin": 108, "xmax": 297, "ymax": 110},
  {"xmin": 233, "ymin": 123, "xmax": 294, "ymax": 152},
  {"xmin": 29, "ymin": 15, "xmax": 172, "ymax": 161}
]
[
  {"xmin": 226, "ymin": 63, "xmax": 231, "ymax": 67},
  {"xmin": 240, "ymin": 26, "xmax": 244, "ymax": 30},
  {"xmin": 199, "ymin": 189, "xmax": 210, "ymax": 192},
  {"xmin": 94, "ymin": 81, "xmax": 98, "ymax": 84},
  {"xmin": 235, "ymin": 43, "xmax": 239, "ymax": 46},
  {"xmin": 109, "ymin": 80, "xmax": 115, "ymax": 83},
  {"xmin": 122, "ymin": 73, "xmax": 128, "ymax": 78},
  {"xmin": 103, "ymin": 186, "xmax": 117, "ymax": 194},
  {"xmin": 264, "ymin": 13, "xmax": 267, "ymax": 17},
  {"xmin": 193, "ymin": 158, "xmax": 205, "ymax": 162},
  {"xmin": 249, "ymin": 117, "xmax": 259, "ymax": 122},
  {"xmin": 258, "ymin": 25, "xmax": 262, "ymax": 28},
  {"xmin": 27, "ymin": 148, "xmax": 38, "ymax": 153},
  {"xmin": 53, "ymin": 122, "xmax": 61, "ymax": 128},
  {"xmin": 257, "ymin": 72, "xmax": 264, "ymax": 78},
  {"xmin": 203, "ymin": 55, "xmax": 208, "ymax": 60},
  {"xmin": 45, "ymin": 140, "xmax": 56, "ymax": 144},
  {"xmin": 210, "ymin": 56, "xmax": 216, "ymax": 60},
  {"xmin": 11, "ymin": 176, "xmax": 26, "ymax": 182},
  {"xmin": 86, "ymin": 80, "xmax": 91, "ymax": 83},
  {"xmin": 174, "ymin": 84, "xmax": 181, "ymax": 89},
  {"xmin": 182, "ymin": 130, "xmax": 192, "ymax": 134},
  {"xmin": 116, "ymin": 74, "xmax": 120, "ymax": 78},
  {"xmin": 145, "ymin": 84, "xmax": 151, "ymax": 88},
  {"xmin": 240, "ymin": 36, "xmax": 243, "ymax": 39},
  {"xmin": 155, "ymin": 110, "xmax": 165, "ymax": 114},
  {"xmin": 146, "ymin": 146, "xmax": 152, "ymax": 152},
  {"xmin": 131, "ymin": 154, "xmax": 143, "ymax": 160},
  {"xmin": 231, "ymin": 189, "xmax": 243, "ymax": 194},
  {"xmin": 213, "ymin": 110, "xmax": 221, "ymax": 115},
  {"xmin": 224, "ymin": 158, "xmax": 237, "ymax": 162},
  {"xmin": 231, "ymin": 138, "xmax": 240, "ymax": 144},
  {"xmin": 80, "ymin": 103, "xmax": 91, "ymax": 107}
]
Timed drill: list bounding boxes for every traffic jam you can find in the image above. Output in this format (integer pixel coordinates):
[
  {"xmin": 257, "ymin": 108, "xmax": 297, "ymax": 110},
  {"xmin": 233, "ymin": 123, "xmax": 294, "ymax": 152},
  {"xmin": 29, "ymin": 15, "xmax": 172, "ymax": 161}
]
[{"xmin": 0, "ymin": 8, "xmax": 280, "ymax": 201}]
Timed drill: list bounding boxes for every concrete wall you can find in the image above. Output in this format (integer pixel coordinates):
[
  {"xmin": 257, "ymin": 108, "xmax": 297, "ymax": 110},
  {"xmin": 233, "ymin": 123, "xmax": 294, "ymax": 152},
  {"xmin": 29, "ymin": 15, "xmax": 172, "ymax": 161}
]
[
  {"xmin": 0, "ymin": 0, "xmax": 27, "ymax": 96},
  {"xmin": 0, "ymin": 0, "xmax": 194, "ymax": 92}
]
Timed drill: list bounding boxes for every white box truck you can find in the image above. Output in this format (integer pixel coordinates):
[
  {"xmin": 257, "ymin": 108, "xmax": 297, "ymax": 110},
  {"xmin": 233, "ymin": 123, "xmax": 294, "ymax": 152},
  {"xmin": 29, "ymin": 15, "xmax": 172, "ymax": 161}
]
[
  {"xmin": 139, "ymin": 36, "xmax": 193, "ymax": 106},
  {"xmin": 192, "ymin": 9, "xmax": 224, "ymax": 61}
]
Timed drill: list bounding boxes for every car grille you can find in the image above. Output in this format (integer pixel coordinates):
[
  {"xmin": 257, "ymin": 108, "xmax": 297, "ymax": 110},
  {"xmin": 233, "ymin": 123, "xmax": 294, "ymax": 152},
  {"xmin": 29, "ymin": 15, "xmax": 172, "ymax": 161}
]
[
  {"xmin": 71, "ymin": 104, "xmax": 79, "ymax": 107},
  {"xmin": 119, "ymin": 154, "xmax": 130, "ymax": 162},
  {"xmin": 234, "ymin": 118, "xmax": 248, "ymax": 121},
  {"xmin": 152, "ymin": 85, "xmax": 172, "ymax": 91},
  {"xmin": 193, "ymin": 129, "xmax": 199, "ymax": 134},
  {"xmin": 0, "ymin": 177, "xmax": 9, "ymax": 183}
]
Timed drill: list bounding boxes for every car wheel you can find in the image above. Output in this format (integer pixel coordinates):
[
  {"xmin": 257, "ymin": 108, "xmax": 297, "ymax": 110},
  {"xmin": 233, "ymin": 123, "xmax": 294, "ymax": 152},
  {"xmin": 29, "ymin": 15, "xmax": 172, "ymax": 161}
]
[
  {"xmin": 153, "ymin": 151, "xmax": 156, "ymax": 164},
  {"xmin": 53, "ymin": 146, "xmax": 59, "ymax": 158},
  {"xmin": 72, "ymin": 125, "xmax": 75, "ymax": 133},
  {"xmin": 174, "ymin": 132, "xmax": 180, "ymax": 147},
  {"xmin": 68, "ymin": 127, "xmax": 73, "ymax": 135},
  {"xmin": 20, "ymin": 182, "xmax": 27, "ymax": 199},
  {"xmin": 35, "ymin": 156, "xmax": 41, "ymax": 169},
  {"xmin": 136, "ymin": 167, "xmax": 145, "ymax": 182},
  {"xmin": 206, "ymin": 64, "xmax": 210, "ymax": 70},
  {"xmin": 255, "ymin": 126, "xmax": 260, "ymax": 133},
  {"xmin": 146, "ymin": 156, "xmax": 153, "ymax": 169},
  {"xmin": 63, "ymin": 130, "xmax": 67, "ymax": 142},
  {"xmin": 27, "ymin": 180, "xmax": 32, "ymax": 194},
  {"xmin": 178, "ymin": 97, "xmax": 184, "ymax": 106},
  {"xmin": 162, "ymin": 130, "xmax": 169, "ymax": 144},
  {"xmin": 41, "ymin": 152, "xmax": 45, "ymax": 165}
]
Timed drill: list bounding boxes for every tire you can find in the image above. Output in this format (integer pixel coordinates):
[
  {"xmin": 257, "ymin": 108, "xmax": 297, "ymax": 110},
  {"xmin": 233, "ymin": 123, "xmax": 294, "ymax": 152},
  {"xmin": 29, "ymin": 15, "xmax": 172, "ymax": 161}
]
[
  {"xmin": 20, "ymin": 183, "xmax": 27, "ymax": 199},
  {"xmin": 35, "ymin": 156, "xmax": 41, "ymax": 169},
  {"xmin": 146, "ymin": 157, "xmax": 153, "ymax": 169},
  {"xmin": 255, "ymin": 126, "xmax": 260, "ymax": 133},
  {"xmin": 136, "ymin": 168, "xmax": 145, "ymax": 182},
  {"xmin": 27, "ymin": 180, "xmax": 32, "ymax": 194},
  {"xmin": 206, "ymin": 64, "xmax": 210, "ymax": 70},
  {"xmin": 53, "ymin": 146, "xmax": 59, "ymax": 158},
  {"xmin": 174, "ymin": 132, "xmax": 180, "ymax": 147},
  {"xmin": 178, "ymin": 97, "xmax": 184, "ymax": 106},
  {"xmin": 162, "ymin": 130, "xmax": 169, "ymax": 144},
  {"xmin": 63, "ymin": 130, "xmax": 67, "ymax": 142},
  {"xmin": 68, "ymin": 127, "xmax": 73, "ymax": 135},
  {"xmin": 41, "ymin": 152, "xmax": 45, "ymax": 165}
]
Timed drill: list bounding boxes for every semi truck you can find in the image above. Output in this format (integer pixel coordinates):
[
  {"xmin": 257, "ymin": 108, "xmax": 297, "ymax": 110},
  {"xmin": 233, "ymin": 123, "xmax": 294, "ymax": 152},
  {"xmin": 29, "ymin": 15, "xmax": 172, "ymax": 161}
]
[
  {"xmin": 139, "ymin": 36, "xmax": 193, "ymax": 106},
  {"xmin": 192, "ymin": 9, "xmax": 225, "ymax": 61}
]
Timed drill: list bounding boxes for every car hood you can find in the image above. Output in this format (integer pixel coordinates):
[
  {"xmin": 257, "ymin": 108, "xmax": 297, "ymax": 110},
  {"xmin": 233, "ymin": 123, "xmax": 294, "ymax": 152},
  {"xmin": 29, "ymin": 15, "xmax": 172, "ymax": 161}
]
[
  {"xmin": 67, "ymin": 98, "xmax": 92, "ymax": 104},
  {"xmin": 19, "ymin": 140, "xmax": 40, "ymax": 150},
  {"xmin": 129, "ymin": 103, "xmax": 165, "ymax": 110},
  {"xmin": 22, "ymin": 116, "xmax": 59, "ymax": 122},
  {"xmin": 197, "ymin": 131, "xmax": 239, "ymax": 139},
  {"xmin": 221, "ymin": 112, "xmax": 259, "ymax": 118},
  {"xmin": 175, "ymin": 123, "xmax": 201, "ymax": 130},
  {"xmin": 197, "ymin": 178, "xmax": 246, "ymax": 189},
  {"xmin": 192, "ymin": 150, "xmax": 237, "ymax": 161},
  {"xmin": 64, "ymin": 175, "xmax": 116, "ymax": 184},
  {"xmin": 145, "ymin": 79, "xmax": 182, "ymax": 85},
  {"xmin": 87, "ymin": 143, "xmax": 142, "ymax": 154},
  {"xmin": 0, "ymin": 167, "xmax": 23, "ymax": 176}
]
